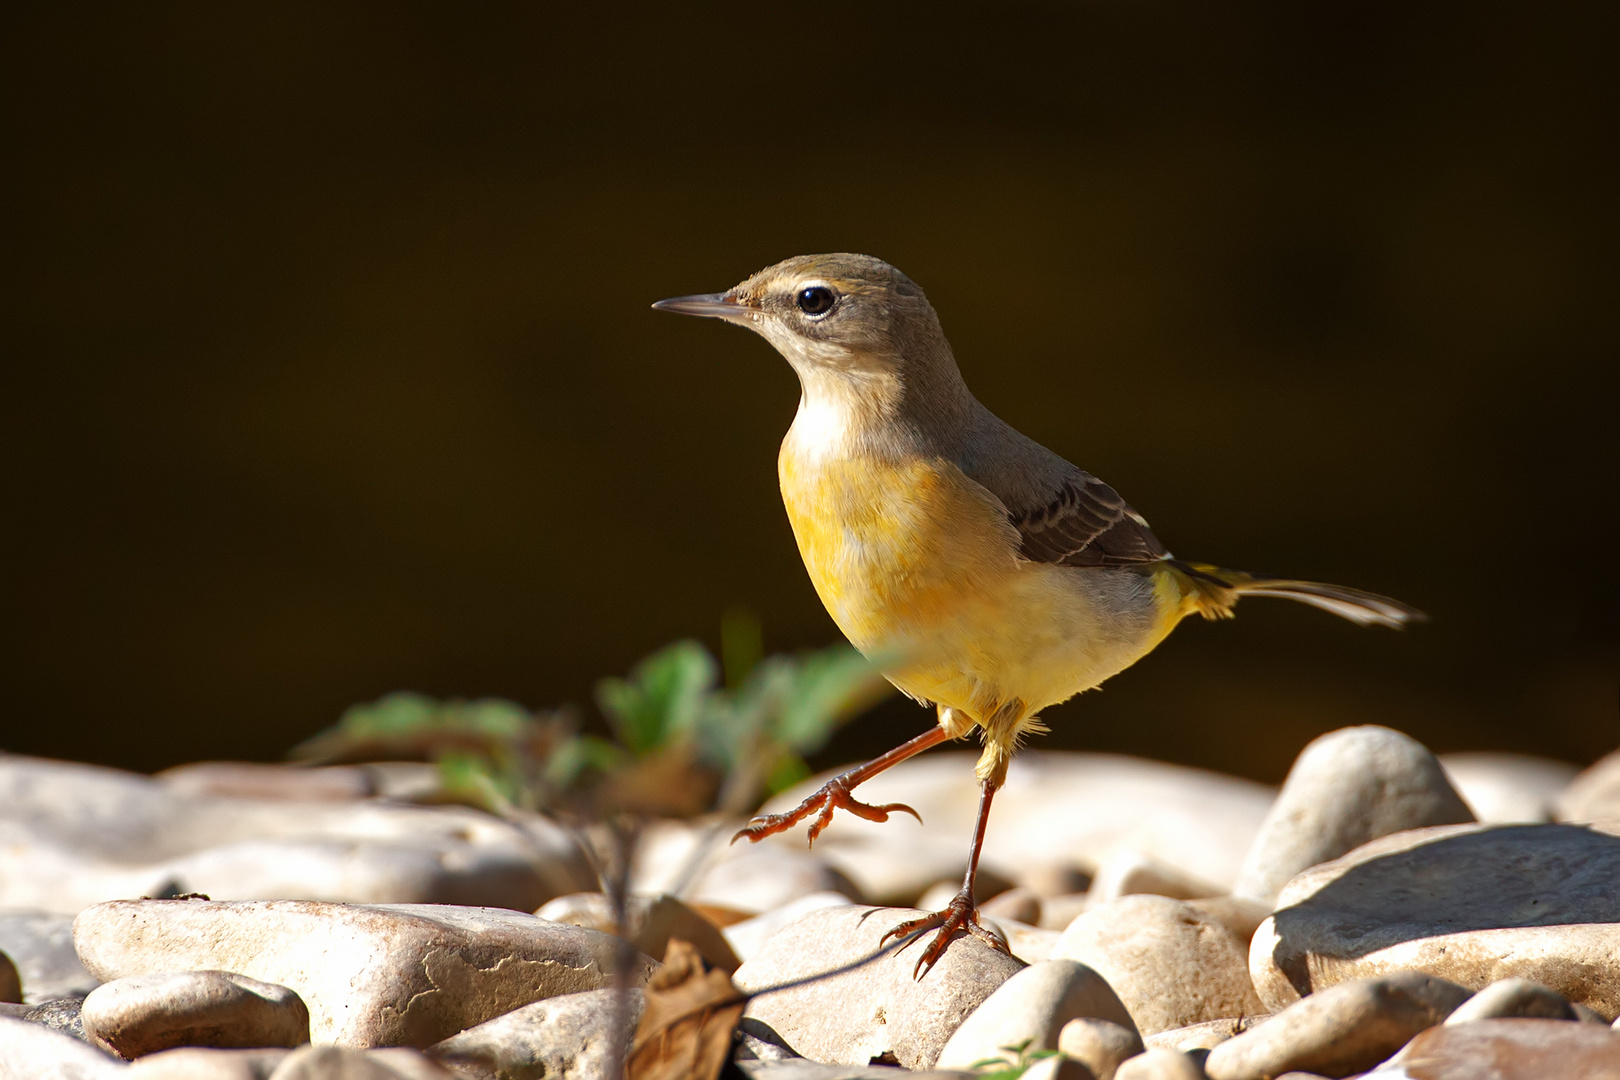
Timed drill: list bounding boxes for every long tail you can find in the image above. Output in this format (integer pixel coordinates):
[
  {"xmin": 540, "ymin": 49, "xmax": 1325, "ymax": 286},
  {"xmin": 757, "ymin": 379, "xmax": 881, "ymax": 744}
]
[{"xmin": 1166, "ymin": 559, "xmax": 1425, "ymax": 629}]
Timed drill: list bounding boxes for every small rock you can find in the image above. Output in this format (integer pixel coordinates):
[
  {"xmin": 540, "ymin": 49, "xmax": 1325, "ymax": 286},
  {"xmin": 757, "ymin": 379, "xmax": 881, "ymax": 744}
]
[
  {"xmin": 25, "ymin": 995, "xmax": 90, "ymax": 1042},
  {"xmin": 722, "ymin": 892, "xmax": 855, "ymax": 963},
  {"xmin": 426, "ymin": 987, "xmax": 641, "ymax": 1079},
  {"xmin": 156, "ymin": 762, "xmax": 375, "ymax": 802},
  {"xmin": 1021, "ymin": 1055, "xmax": 1098, "ymax": 1080},
  {"xmin": 1180, "ymin": 898, "xmax": 1268, "ymax": 952},
  {"xmin": 936, "ymin": 960, "xmax": 1137, "ymax": 1069},
  {"xmin": 74, "ymin": 899, "xmax": 652, "ymax": 1047},
  {"xmin": 1233, "ymin": 726, "xmax": 1474, "ymax": 904},
  {"xmin": 1447, "ymin": 978, "xmax": 1579, "ymax": 1024},
  {"xmin": 81, "ymin": 970, "xmax": 309, "ymax": 1059},
  {"xmin": 1203, "ymin": 971, "xmax": 1470, "ymax": 1080},
  {"xmin": 981, "ymin": 887, "xmax": 1042, "ymax": 925},
  {"xmin": 1019, "ymin": 864, "xmax": 1094, "ymax": 899},
  {"xmin": 1052, "ymin": 895, "xmax": 1265, "ymax": 1036},
  {"xmin": 733, "ymin": 1062, "xmax": 977, "ymax": 1079},
  {"xmin": 0, "ymin": 1014, "xmax": 123, "ymax": 1079},
  {"xmin": 1250, "ymin": 823, "xmax": 1620, "ymax": 1016},
  {"xmin": 1113, "ymin": 1047, "xmax": 1207, "ymax": 1080},
  {"xmin": 1058, "ymin": 1017, "xmax": 1144, "ymax": 1080},
  {"xmin": 265, "ymin": 1045, "xmax": 455, "ymax": 1079},
  {"xmin": 1145, "ymin": 1017, "xmax": 1268, "ymax": 1053},
  {"xmin": 1089, "ymin": 850, "xmax": 1221, "ymax": 905},
  {"xmin": 125, "ymin": 1047, "xmax": 291, "ymax": 1079},
  {"xmin": 733, "ymin": 904, "xmax": 1025, "ymax": 1069},
  {"xmin": 1559, "ymin": 750, "xmax": 1620, "ymax": 824},
  {"xmin": 0, "ymin": 910, "xmax": 99, "ymax": 1003},
  {"xmin": 689, "ymin": 843, "xmax": 864, "ymax": 913},
  {"xmin": 1374, "ymin": 1017, "xmax": 1620, "ymax": 1079},
  {"xmin": 535, "ymin": 891, "xmax": 740, "ymax": 972},
  {"xmin": 1439, "ymin": 753, "xmax": 1580, "ymax": 824},
  {"xmin": 999, "ymin": 919, "xmax": 1062, "ymax": 964},
  {"xmin": 1039, "ymin": 894, "xmax": 1092, "ymax": 932}
]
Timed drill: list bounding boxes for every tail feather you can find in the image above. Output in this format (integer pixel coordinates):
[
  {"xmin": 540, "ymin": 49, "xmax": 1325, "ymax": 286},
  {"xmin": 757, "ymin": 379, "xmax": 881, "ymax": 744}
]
[{"xmin": 1166, "ymin": 559, "xmax": 1425, "ymax": 629}]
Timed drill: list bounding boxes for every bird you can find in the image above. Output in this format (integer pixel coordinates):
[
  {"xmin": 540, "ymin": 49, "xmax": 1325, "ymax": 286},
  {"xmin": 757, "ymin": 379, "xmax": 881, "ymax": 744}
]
[{"xmin": 652, "ymin": 253, "xmax": 1422, "ymax": 975}]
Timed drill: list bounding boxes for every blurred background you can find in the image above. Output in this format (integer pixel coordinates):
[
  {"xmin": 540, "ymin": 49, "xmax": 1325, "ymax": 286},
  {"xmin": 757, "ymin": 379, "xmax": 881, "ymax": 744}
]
[{"xmin": 2, "ymin": 2, "xmax": 1614, "ymax": 783}]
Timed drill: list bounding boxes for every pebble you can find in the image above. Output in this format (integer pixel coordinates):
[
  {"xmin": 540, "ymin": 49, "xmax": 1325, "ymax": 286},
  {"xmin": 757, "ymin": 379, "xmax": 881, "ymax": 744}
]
[
  {"xmin": 1020, "ymin": 1055, "xmax": 1098, "ymax": 1080},
  {"xmin": 264, "ymin": 1045, "xmax": 456, "ymax": 1079},
  {"xmin": 1202, "ymin": 971, "xmax": 1471, "ymax": 1080},
  {"xmin": 980, "ymin": 886, "xmax": 1042, "ymax": 925},
  {"xmin": 935, "ymin": 959, "xmax": 1137, "ymax": 1070},
  {"xmin": 1438, "ymin": 753, "xmax": 1579, "ymax": 824},
  {"xmin": 626, "ymin": 819, "xmax": 861, "ymax": 913},
  {"xmin": 1058, "ymin": 1017, "xmax": 1145, "ymax": 1080},
  {"xmin": 426, "ymin": 987, "xmax": 641, "ymax": 1079},
  {"xmin": 1446, "ymin": 978, "xmax": 1579, "ymax": 1024},
  {"xmin": 73, "ymin": 899, "xmax": 651, "ymax": 1048},
  {"xmin": 1558, "ymin": 749, "xmax": 1620, "ymax": 824},
  {"xmin": 0, "ymin": 910, "xmax": 99, "ymax": 1003},
  {"xmin": 1088, "ymin": 850, "xmax": 1221, "ymax": 905},
  {"xmin": 722, "ymin": 892, "xmax": 855, "ymax": 962},
  {"xmin": 124, "ymin": 1047, "xmax": 292, "ymax": 1079},
  {"xmin": 1113, "ymin": 1047, "xmax": 1208, "ymax": 1080},
  {"xmin": 81, "ymin": 970, "xmax": 309, "ymax": 1059},
  {"xmin": 1179, "ymin": 898, "xmax": 1268, "ymax": 952},
  {"xmin": 534, "ymin": 891, "xmax": 740, "ymax": 972},
  {"xmin": 0, "ymin": 1013, "xmax": 123, "ymax": 1080},
  {"xmin": 998, "ymin": 918, "xmax": 1062, "ymax": 964},
  {"xmin": 155, "ymin": 762, "xmax": 375, "ymax": 802},
  {"xmin": 1145, "ymin": 1017, "xmax": 1268, "ymax": 1053},
  {"xmin": 1250, "ymin": 823, "xmax": 1620, "ymax": 1016},
  {"xmin": 1039, "ymin": 894, "xmax": 1092, "ymax": 932},
  {"xmin": 732, "ymin": 904, "xmax": 1025, "ymax": 1069},
  {"xmin": 26, "ymin": 994, "xmax": 90, "ymax": 1042},
  {"xmin": 1372, "ymin": 1016, "xmax": 1620, "ymax": 1079},
  {"xmin": 1232, "ymin": 726, "xmax": 1474, "ymax": 904},
  {"xmin": 733, "ymin": 1062, "xmax": 977, "ymax": 1080},
  {"xmin": 1052, "ymin": 895, "xmax": 1265, "ymax": 1036}
]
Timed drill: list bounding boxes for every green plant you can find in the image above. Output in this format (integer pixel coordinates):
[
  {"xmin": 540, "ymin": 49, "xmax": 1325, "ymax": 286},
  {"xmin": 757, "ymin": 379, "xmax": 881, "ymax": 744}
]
[{"xmin": 970, "ymin": 1039, "xmax": 1060, "ymax": 1078}]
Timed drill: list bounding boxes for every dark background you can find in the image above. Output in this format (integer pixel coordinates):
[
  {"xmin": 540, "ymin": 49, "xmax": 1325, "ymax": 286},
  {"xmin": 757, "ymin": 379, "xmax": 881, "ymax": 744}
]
[{"xmin": 3, "ymin": 2, "xmax": 1615, "ymax": 782}]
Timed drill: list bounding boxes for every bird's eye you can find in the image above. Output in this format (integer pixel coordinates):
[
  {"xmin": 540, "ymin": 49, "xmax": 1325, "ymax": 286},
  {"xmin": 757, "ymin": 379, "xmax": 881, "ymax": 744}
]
[{"xmin": 795, "ymin": 286, "xmax": 836, "ymax": 316}]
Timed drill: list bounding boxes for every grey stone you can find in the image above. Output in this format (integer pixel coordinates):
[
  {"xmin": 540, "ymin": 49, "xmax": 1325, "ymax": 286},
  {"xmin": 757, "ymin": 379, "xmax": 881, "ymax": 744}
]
[
  {"xmin": 74, "ymin": 899, "xmax": 651, "ymax": 1048},
  {"xmin": 426, "ymin": 987, "xmax": 641, "ymax": 1080},
  {"xmin": 1203, "ymin": 971, "xmax": 1471, "ymax": 1080},
  {"xmin": 1058, "ymin": 1017, "xmax": 1144, "ymax": 1080},
  {"xmin": 0, "ymin": 1013, "xmax": 124, "ymax": 1080},
  {"xmin": 534, "ymin": 891, "xmax": 740, "ymax": 972},
  {"xmin": 1250, "ymin": 823, "xmax": 1620, "ymax": 1017},
  {"xmin": 125, "ymin": 1047, "xmax": 291, "ymax": 1079},
  {"xmin": 1373, "ymin": 1017, "xmax": 1620, "ymax": 1080},
  {"xmin": 1233, "ymin": 726, "xmax": 1474, "ymax": 904},
  {"xmin": 81, "ymin": 971, "xmax": 308, "ymax": 1059},
  {"xmin": 1144, "ymin": 1017, "xmax": 1269, "ymax": 1054},
  {"xmin": 723, "ymin": 892, "xmax": 855, "ymax": 962},
  {"xmin": 0, "ymin": 911, "xmax": 99, "ymax": 1004},
  {"xmin": 733, "ymin": 904, "xmax": 1025, "ymax": 1069},
  {"xmin": 25, "ymin": 996, "xmax": 90, "ymax": 1043},
  {"xmin": 936, "ymin": 960, "xmax": 1137, "ymax": 1070},
  {"xmin": 1052, "ymin": 895, "xmax": 1265, "ymax": 1036},
  {"xmin": 265, "ymin": 1046, "xmax": 455, "ymax": 1079},
  {"xmin": 1439, "ymin": 753, "xmax": 1580, "ymax": 824},
  {"xmin": 1447, "ymin": 978, "xmax": 1579, "ymax": 1024},
  {"xmin": 1113, "ymin": 1048, "xmax": 1207, "ymax": 1080},
  {"xmin": 155, "ymin": 763, "xmax": 374, "ymax": 802}
]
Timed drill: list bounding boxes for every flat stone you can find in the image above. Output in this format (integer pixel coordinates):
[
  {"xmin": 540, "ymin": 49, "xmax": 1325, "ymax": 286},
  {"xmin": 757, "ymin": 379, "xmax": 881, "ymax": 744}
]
[
  {"xmin": 1446, "ymin": 978, "xmax": 1579, "ymax": 1024},
  {"xmin": 1052, "ymin": 895, "xmax": 1265, "ymax": 1036},
  {"xmin": 74, "ymin": 899, "xmax": 651, "ymax": 1048},
  {"xmin": 1145, "ymin": 1017, "xmax": 1269, "ymax": 1053},
  {"xmin": 125, "ymin": 1047, "xmax": 292, "ymax": 1079},
  {"xmin": 1439, "ymin": 753, "xmax": 1579, "ymax": 824},
  {"xmin": 534, "ymin": 891, "xmax": 740, "ymax": 972},
  {"xmin": 1113, "ymin": 1047, "xmax": 1207, "ymax": 1080},
  {"xmin": 723, "ymin": 892, "xmax": 855, "ymax": 962},
  {"xmin": 81, "ymin": 970, "xmax": 309, "ymax": 1058},
  {"xmin": 0, "ymin": 1013, "xmax": 123, "ymax": 1080},
  {"xmin": 1372, "ymin": 1017, "xmax": 1620, "ymax": 1080},
  {"xmin": 265, "ymin": 1045, "xmax": 456, "ymax": 1079},
  {"xmin": 756, "ymin": 752, "xmax": 1274, "ymax": 904},
  {"xmin": 1250, "ymin": 823, "xmax": 1620, "ymax": 1017},
  {"xmin": 936, "ymin": 960, "xmax": 1137, "ymax": 1069},
  {"xmin": 0, "ymin": 910, "xmax": 99, "ymax": 1003},
  {"xmin": 733, "ymin": 904, "xmax": 1025, "ymax": 1069},
  {"xmin": 1233, "ymin": 726, "xmax": 1474, "ymax": 904},
  {"xmin": 1058, "ymin": 1017, "xmax": 1144, "ymax": 1080},
  {"xmin": 1203, "ymin": 971, "xmax": 1470, "ymax": 1080},
  {"xmin": 1559, "ymin": 750, "xmax": 1620, "ymax": 824},
  {"xmin": 426, "ymin": 987, "xmax": 641, "ymax": 1079}
]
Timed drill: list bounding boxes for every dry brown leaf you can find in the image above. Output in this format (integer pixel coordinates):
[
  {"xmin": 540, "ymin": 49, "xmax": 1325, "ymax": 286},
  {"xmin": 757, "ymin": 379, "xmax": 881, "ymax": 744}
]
[{"xmin": 627, "ymin": 938, "xmax": 747, "ymax": 1080}]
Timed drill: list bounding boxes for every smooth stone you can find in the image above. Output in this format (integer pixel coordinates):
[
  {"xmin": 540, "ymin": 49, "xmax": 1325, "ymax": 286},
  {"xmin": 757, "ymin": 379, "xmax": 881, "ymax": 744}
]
[
  {"xmin": 1203, "ymin": 971, "xmax": 1471, "ymax": 1080},
  {"xmin": 1021, "ymin": 1056, "xmax": 1098, "ymax": 1080},
  {"xmin": 980, "ymin": 887, "xmax": 1042, "ymax": 926},
  {"xmin": 81, "ymin": 971, "xmax": 308, "ymax": 1059},
  {"xmin": 0, "ymin": 911, "xmax": 99, "ymax": 1003},
  {"xmin": 999, "ymin": 919, "xmax": 1062, "ymax": 964},
  {"xmin": 74, "ymin": 899, "xmax": 651, "ymax": 1048},
  {"xmin": 26, "ymin": 995, "xmax": 90, "ymax": 1043},
  {"xmin": 757, "ymin": 752, "xmax": 1275, "ymax": 903},
  {"xmin": 1052, "ymin": 895, "xmax": 1265, "ymax": 1036},
  {"xmin": 936, "ymin": 960, "xmax": 1137, "ymax": 1069},
  {"xmin": 1447, "ymin": 978, "xmax": 1579, "ymax": 1024},
  {"xmin": 426, "ymin": 987, "xmax": 641, "ymax": 1079},
  {"xmin": 733, "ymin": 904, "xmax": 1025, "ymax": 1069},
  {"xmin": 1145, "ymin": 1017, "xmax": 1269, "ymax": 1053},
  {"xmin": 1020, "ymin": 864, "xmax": 1095, "ymax": 900},
  {"xmin": 1233, "ymin": 726, "xmax": 1474, "ymax": 904},
  {"xmin": 733, "ymin": 1062, "xmax": 977, "ymax": 1079},
  {"xmin": 0, "ymin": 1014, "xmax": 124, "ymax": 1080},
  {"xmin": 534, "ymin": 891, "xmax": 740, "ymax": 972},
  {"xmin": 1250, "ymin": 823, "xmax": 1620, "ymax": 1016},
  {"xmin": 1559, "ymin": 750, "xmax": 1620, "ymax": 824},
  {"xmin": 1373, "ymin": 1017, "xmax": 1620, "ymax": 1080},
  {"xmin": 625, "ymin": 819, "xmax": 862, "ymax": 913},
  {"xmin": 1039, "ymin": 894, "xmax": 1092, "ymax": 932},
  {"xmin": 265, "ymin": 1045, "xmax": 455, "ymax": 1079},
  {"xmin": 723, "ymin": 892, "xmax": 855, "ymax": 962},
  {"xmin": 1439, "ymin": 753, "xmax": 1580, "ymax": 824},
  {"xmin": 125, "ymin": 1047, "xmax": 291, "ymax": 1079},
  {"xmin": 1113, "ymin": 1048, "xmax": 1207, "ymax": 1080},
  {"xmin": 1181, "ymin": 898, "xmax": 1269, "ymax": 951},
  {"xmin": 156, "ymin": 763, "xmax": 375, "ymax": 802},
  {"xmin": 1089, "ymin": 850, "xmax": 1221, "ymax": 905},
  {"xmin": 1059, "ymin": 1017, "xmax": 1145, "ymax": 1080}
]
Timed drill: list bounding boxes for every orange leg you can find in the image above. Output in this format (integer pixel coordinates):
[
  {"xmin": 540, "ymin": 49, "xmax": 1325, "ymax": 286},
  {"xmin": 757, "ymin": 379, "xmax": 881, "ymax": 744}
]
[
  {"xmin": 882, "ymin": 776, "xmax": 1009, "ymax": 977},
  {"xmin": 732, "ymin": 726, "xmax": 950, "ymax": 846}
]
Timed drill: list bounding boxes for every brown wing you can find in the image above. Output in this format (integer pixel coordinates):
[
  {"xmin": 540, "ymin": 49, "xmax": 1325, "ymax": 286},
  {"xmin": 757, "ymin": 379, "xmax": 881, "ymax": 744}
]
[{"xmin": 1008, "ymin": 474, "xmax": 1168, "ymax": 568}]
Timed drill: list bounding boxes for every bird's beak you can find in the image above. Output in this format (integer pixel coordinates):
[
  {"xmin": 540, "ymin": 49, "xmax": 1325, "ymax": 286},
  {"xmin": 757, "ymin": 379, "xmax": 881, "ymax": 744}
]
[{"xmin": 650, "ymin": 292, "xmax": 755, "ymax": 323}]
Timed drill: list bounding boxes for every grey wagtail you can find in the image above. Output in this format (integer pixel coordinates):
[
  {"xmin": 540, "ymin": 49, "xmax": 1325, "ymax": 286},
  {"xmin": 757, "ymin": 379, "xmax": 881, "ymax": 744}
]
[{"xmin": 653, "ymin": 253, "xmax": 1422, "ymax": 975}]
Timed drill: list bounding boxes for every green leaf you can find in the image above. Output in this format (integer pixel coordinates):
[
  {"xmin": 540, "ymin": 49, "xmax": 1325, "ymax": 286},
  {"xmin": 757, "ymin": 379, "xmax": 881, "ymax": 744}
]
[{"xmin": 594, "ymin": 640, "xmax": 718, "ymax": 756}]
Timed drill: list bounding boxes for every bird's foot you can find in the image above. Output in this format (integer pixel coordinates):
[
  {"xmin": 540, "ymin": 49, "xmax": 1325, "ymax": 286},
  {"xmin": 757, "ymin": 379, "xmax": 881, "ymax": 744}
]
[
  {"xmin": 732, "ymin": 773, "xmax": 921, "ymax": 847},
  {"xmin": 882, "ymin": 886, "xmax": 1010, "ymax": 979}
]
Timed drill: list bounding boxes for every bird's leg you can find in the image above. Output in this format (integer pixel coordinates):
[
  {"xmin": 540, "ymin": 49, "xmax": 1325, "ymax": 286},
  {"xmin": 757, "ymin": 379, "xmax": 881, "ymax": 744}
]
[
  {"xmin": 882, "ymin": 776, "xmax": 1008, "ymax": 978},
  {"xmin": 732, "ymin": 726, "xmax": 950, "ymax": 846}
]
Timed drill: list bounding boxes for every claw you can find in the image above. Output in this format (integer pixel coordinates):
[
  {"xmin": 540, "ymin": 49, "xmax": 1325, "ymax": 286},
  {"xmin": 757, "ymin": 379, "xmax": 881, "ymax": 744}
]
[
  {"xmin": 732, "ymin": 775, "xmax": 923, "ymax": 847},
  {"xmin": 881, "ymin": 888, "xmax": 1011, "ymax": 978}
]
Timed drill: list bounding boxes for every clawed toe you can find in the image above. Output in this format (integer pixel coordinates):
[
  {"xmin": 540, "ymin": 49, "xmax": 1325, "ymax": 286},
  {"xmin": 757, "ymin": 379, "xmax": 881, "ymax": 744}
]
[
  {"xmin": 881, "ymin": 889, "xmax": 1008, "ymax": 978},
  {"xmin": 732, "ymin": 776, "xmax": 923, "ymax": 847}
]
